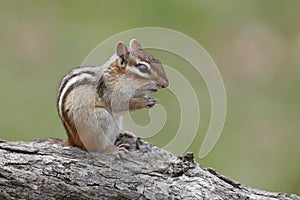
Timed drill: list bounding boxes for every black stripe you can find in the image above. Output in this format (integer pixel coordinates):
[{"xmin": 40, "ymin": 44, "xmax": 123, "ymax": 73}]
[{"xmin": 97, "ymin": 76, "xmax": 106, "ymax": 98}]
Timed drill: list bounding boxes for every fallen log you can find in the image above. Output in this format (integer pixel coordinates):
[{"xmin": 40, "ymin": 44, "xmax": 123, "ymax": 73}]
[{"xmin": 0, "ymin": 137, "xmax": 299, "ymax": 200}]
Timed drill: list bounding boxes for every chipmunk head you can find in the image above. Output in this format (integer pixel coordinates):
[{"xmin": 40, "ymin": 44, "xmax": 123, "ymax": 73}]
[{"xmin": 113, "ymin": 39, "xmax": 169, "ymax": 98}]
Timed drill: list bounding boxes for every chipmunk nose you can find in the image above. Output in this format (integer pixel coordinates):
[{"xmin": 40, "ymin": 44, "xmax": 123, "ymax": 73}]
[{"xmin": 157, "ymin": 79, "xmax": 169, "ymax": 88}]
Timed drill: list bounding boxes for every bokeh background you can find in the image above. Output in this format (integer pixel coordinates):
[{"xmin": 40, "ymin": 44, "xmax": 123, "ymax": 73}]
[{"xmin": 0, "ymin": 0, "xmax": 299, "ymax": 195}]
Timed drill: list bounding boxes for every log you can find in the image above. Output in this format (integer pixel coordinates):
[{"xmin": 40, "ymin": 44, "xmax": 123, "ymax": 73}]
[{"xmin": 0, "ymin": 137, "xmax": 299, "ymax": 200}]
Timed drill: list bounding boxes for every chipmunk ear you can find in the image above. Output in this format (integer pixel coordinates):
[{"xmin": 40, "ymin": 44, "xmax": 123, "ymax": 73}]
[
  {"xmin": 116, "ymin": 41, "xmax": 129, "ymax": 57},
  {"xmin": 116, "ymin": 41, "xmax": 129, "ymax": 69},
  {"xmin": 129, "ymin": 39, "xmax": 142, "ymax": 50}
]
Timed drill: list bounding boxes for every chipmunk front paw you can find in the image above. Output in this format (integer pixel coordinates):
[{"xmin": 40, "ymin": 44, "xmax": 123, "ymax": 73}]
[
  {"xmin": 129, "ymin": 97, "xmax": 158, "ymax": 110},
  {"xmin": 145, "ymin": 97, "xmax": 157, "ymax": 108}
]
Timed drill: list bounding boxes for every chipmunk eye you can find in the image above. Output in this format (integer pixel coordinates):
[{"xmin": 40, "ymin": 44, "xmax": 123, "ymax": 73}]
[{"xmin": 137, "ymin": 63, "xmax": 150, "ymax": 74}]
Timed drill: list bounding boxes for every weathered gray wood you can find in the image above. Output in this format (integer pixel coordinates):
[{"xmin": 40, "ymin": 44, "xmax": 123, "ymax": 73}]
[{"xmin": 0, "ymin": 138, "xmax": 299, "ymax": 200}]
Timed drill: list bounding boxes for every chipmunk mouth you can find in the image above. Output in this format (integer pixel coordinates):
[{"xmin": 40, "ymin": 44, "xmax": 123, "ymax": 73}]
[{"xmin": 148, "ymin": 89, "xmax": 158, "ymax": 93}]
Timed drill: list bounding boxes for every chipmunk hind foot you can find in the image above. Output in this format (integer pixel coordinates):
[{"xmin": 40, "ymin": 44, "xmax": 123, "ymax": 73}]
[{"xmin": 104, "ymin": 144, "xmax": 130, "ymax": 159}]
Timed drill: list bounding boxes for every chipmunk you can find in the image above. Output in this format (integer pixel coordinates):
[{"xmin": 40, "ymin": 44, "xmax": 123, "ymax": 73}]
[{"xmin": 57, "ymin": 39, "xmax": 169, "ymax": 155}]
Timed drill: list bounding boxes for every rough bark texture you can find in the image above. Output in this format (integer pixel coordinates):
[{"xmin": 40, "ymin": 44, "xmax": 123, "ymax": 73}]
[{"xmin": 0, "ymin": 137, "xmax": 299, "ymax": 200}]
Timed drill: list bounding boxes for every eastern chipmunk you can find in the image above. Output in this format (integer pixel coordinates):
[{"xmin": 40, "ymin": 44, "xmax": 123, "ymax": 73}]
[{"xmin": 57, "ymin": 39, "xmax": 169, "ymax": 155}]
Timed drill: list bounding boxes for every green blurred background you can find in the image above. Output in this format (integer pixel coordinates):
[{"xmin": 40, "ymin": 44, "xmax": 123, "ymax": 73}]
[{"xmin": 0, "ymin": 0, "xmax": 299, "ymax": 195}]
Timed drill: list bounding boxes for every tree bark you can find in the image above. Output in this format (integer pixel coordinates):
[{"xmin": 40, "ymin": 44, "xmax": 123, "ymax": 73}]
[{"xmin": 0, "ymin": 137, "xmax": 299, "ymax": 200}]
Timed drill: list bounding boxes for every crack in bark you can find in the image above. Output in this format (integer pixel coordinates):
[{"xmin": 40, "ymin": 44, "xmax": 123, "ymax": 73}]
[{"xmin": 0, "ymin": 146, "xmax": 39, "ymax": 155}]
